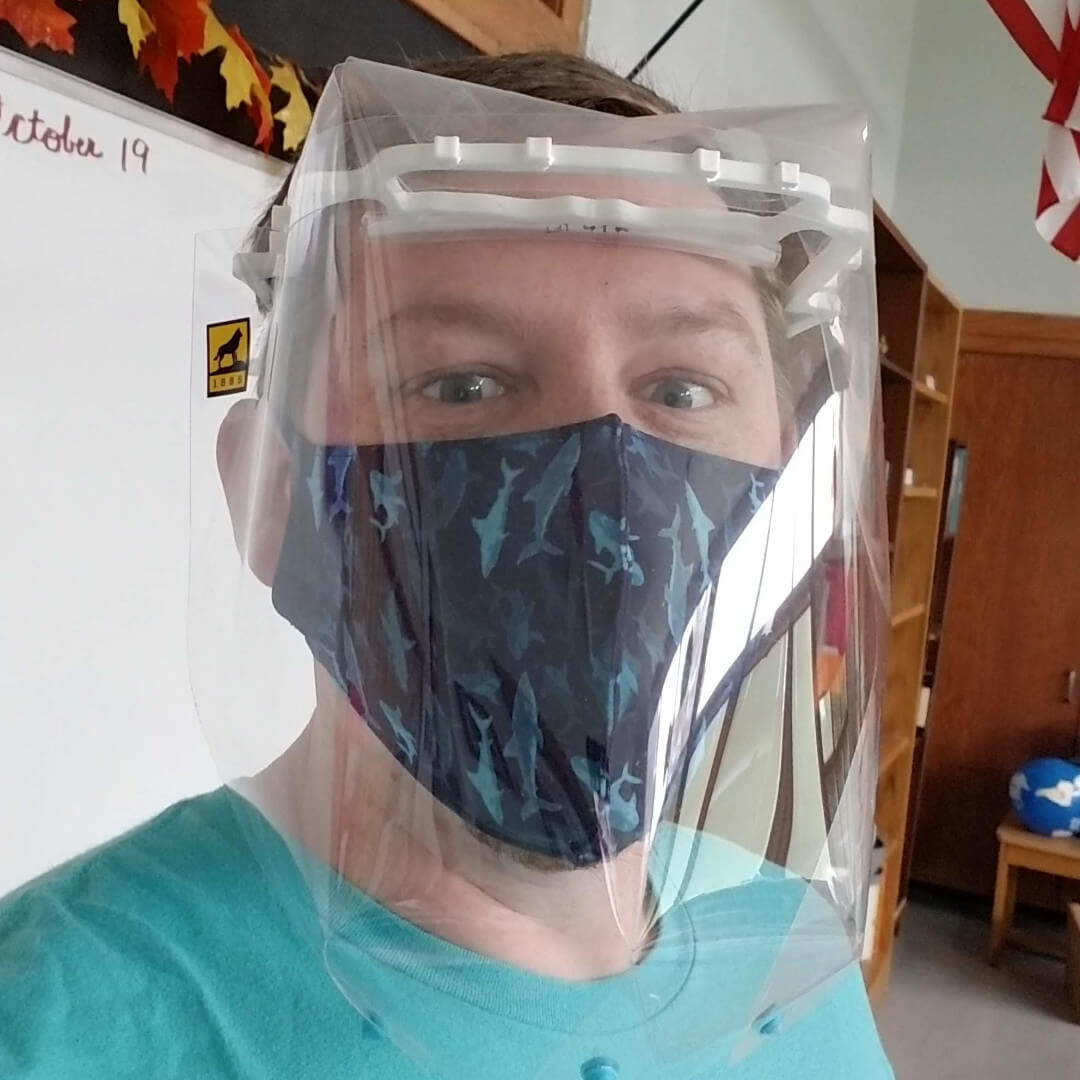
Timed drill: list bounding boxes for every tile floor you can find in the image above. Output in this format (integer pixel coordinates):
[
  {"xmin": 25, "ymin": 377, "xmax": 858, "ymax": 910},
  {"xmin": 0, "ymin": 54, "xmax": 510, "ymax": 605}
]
[{"xmin": 876, "ymin": 888, "xmax": 1080, "ymax": 1078}]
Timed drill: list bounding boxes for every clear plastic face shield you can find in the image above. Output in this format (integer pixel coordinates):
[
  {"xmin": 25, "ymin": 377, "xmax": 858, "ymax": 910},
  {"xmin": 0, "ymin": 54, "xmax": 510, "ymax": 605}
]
[{"xmin": 190, "ymin": 59, "xmax": 886, "ymax": 1077}]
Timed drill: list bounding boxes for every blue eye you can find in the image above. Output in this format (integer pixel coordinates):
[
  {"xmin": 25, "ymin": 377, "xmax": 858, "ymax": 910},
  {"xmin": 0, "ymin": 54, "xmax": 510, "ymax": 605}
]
[
  {"xmin": 644, "ymin": 379, "xmax": 716, "ymax": 410},
  {"xmin": 420, "ymin": 373, "xmax": 504, "ymax": 404}
]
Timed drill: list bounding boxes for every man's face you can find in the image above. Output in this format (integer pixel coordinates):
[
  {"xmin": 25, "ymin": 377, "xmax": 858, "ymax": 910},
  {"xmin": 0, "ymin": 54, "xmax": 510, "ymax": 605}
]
[
  {"xmin": 300, "ymin": 234, "xmax": 783, "ymax": 469},
  {"xmin": 223, "ymin": 206, "xmax": 789, "ymax": 886}
]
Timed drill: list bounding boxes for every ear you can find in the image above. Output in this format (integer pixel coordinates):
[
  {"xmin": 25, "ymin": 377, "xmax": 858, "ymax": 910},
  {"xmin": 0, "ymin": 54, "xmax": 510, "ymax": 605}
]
[{"xmin": 217, "ymin": 398, "xmax": 292, "ymax": 587}]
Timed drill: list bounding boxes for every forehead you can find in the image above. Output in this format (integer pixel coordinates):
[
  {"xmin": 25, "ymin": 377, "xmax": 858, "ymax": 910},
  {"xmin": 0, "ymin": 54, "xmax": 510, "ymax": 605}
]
[
  {"xmin": 363, "ymin": 234, "xmax": 767, "ymax": 333},
  {"xmin": 342, "ymin": 165, "xmax": 766, "ymax": 319}
]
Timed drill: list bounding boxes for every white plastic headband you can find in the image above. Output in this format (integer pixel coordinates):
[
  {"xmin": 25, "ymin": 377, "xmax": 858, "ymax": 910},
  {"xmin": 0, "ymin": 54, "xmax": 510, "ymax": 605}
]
[{"xmin": 235, "ymin": 138, "xmax": 871, "ymax": 335}]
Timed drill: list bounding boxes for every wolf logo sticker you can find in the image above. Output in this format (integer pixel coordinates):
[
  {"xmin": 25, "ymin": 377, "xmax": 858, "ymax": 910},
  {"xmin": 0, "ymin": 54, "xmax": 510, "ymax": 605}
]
[{"xmin": 206, "ymin": 318, "xmax": 250, "ymax": 397}]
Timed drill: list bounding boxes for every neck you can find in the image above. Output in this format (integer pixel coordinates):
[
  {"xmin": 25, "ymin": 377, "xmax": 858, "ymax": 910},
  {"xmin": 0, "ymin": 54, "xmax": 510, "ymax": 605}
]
[{"xmin": 260, "ymin": 698, "xmax": 652, "ymax": 981}]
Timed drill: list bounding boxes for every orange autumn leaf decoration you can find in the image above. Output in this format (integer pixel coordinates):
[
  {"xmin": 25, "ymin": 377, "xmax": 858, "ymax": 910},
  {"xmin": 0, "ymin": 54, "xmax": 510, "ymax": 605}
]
[
  {"xmin": 0, "ymin": 0, "xmax": 81, "ymax": 54},
  {"xmin": 3, "ymin": 0, "xmax": 303, "ymax": 155},
  {"xmin": 199, "ymin": 6, "xmax": 273, "ymax": 150},
  {"xmin": 137, "ymin": 0, "xmax": 206, "ymax": 103}
]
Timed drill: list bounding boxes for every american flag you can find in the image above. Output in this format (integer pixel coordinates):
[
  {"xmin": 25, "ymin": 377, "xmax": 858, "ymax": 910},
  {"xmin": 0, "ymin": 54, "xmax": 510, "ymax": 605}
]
[{"xmin": 988, "ymin": 0, "xmax": 1080, "ymax": 258}]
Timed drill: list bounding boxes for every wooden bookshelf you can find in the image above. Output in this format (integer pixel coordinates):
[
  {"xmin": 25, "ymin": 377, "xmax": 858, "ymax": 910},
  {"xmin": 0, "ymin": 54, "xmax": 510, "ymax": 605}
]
[{"xmin": 865, "ymin": 208, "xmax": 962, "ymax": 1003}]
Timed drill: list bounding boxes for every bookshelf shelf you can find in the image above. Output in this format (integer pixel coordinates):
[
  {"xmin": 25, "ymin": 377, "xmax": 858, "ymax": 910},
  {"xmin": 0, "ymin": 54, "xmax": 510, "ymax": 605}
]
[
  {"xmin": 890, "ymin": 604, "xmax": 926, "ymax": 629},
  {"xmin": 881, "ymin": 733, "xmax": 913, "ymax": 775},
  {"xmin": 914, "ymin": 381, "xmax": 949, "ymax": 404}
]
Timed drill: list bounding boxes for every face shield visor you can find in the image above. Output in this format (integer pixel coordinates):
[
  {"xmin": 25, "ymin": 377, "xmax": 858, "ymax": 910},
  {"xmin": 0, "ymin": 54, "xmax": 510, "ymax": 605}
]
[{"xmin": 189, "ymin": 58, "xmax": 886, "ymax": 1077}]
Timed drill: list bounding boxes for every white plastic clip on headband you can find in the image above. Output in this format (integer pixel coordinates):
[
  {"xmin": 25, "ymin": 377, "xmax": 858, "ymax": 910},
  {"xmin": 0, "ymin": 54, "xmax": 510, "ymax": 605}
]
[{"xmin": 231, "ymin": 202, "xmax": 291, "ymax": 288}]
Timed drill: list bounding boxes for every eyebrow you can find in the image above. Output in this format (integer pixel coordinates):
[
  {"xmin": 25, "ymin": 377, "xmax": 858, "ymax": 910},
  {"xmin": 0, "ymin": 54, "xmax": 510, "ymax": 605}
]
[
  {"xmin": 375, "ymin": 299, "xmax": 530, "ymax": 342},
  {"xmin": 623, "ymin": 302, "xmax": 763, "ymax": 355},
  {"xmin": 375, "ymin": 297, "xmax": 763, "ymax": 357}
]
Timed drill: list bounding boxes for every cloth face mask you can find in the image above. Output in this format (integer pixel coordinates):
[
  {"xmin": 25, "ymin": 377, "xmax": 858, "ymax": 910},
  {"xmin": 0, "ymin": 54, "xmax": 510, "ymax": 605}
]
[{"xmin": 272, "ymin": 415, "xmax": 774, "ymax": 865}]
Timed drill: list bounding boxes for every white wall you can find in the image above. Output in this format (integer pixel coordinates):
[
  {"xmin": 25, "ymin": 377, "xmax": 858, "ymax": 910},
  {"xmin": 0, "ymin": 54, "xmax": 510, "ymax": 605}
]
[
  {"xmin": 587, "ymin": 0, "xmax": 921, "ymax": 214},
  {"xmin": 0, "ymin": 50, "xmax": 286, "ymax": 894},
  {"xmin": 584, "ymin": 0, "xmax": 689, "ymax": 80},
  {"xmin": 892, "ymin": 0, "xmax": 1078, "ymax": 315}
]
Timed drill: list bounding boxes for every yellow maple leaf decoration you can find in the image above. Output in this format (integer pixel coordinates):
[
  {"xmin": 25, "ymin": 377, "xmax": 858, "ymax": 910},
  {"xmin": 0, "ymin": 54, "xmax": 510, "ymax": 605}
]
[
  {"xmin": 269, "ymin": 60, "xmax": 313, "ymax": 153},
  {"xmin": 117, "ymin": 0, "xmax": 154, "ymax": 59},
  {"xmin": 201, "ymin": 7, "xmax": 258, "ymax": 109},
  {"xmin": 198, "ymin": 5, "xmax": 273, "ymax": 148}
]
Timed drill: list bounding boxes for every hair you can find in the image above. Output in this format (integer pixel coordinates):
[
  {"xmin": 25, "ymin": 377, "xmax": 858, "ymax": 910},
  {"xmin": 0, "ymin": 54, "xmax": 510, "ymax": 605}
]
[
  {"xmin": 255, "ymin": 51, "xmax": 796, "ymax": 424},
  {"xmin": 413, "ymin": 51, "xmax": 679, "ymax": 117}
]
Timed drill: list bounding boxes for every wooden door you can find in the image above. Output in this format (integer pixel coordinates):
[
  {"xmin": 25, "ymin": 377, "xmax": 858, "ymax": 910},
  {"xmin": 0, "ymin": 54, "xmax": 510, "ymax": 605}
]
[{"xmin": 912, "ymin": 313, "xmax": 1080, "ymax": 897}]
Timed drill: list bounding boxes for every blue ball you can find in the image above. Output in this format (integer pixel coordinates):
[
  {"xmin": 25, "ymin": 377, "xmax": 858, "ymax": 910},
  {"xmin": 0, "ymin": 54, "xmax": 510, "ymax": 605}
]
[{"xmin": 1009, "ymin": 758, "xmax": 1080, "ymax": 837}]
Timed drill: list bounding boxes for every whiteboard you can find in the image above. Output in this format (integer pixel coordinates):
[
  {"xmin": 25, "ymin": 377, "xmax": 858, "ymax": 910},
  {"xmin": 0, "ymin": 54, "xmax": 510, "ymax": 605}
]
[{"xmin": 0, "ymin": 48, "xmax": 288, "ymax": 894}]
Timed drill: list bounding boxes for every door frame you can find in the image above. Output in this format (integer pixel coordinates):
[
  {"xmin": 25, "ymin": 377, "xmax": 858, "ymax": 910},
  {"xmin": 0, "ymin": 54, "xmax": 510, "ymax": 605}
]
[
  {"xmin": 406, "ymin": 0, "xmax": 589, "ymax": 53},
  {"xmin": 961, "ymin": 310, "xmax": 1080, "ymax": 362}
]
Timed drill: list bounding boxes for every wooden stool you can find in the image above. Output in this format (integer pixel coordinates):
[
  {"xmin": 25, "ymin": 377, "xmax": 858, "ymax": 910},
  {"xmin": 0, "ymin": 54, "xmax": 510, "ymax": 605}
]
[
  {"xmin": 1068, "ymin": 904, "xmax": 1080, "ymax": 1022},
  {"xmin": 989, "ymin": 814, "xmax": 1080, "ymax": 964}
]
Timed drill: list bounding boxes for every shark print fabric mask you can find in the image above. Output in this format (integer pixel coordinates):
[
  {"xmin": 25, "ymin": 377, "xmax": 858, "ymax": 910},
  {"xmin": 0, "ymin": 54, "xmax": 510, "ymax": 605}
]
[{"xmin": 271, "ymin": 415, "xmax": 776, "ymax": 865}]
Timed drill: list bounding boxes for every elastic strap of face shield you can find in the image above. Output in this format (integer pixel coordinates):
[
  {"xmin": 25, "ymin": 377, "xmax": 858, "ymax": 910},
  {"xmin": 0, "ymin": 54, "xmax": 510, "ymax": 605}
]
[{"xmin": 230, "ymin": 203, "xmax": 291, "ymax": 392}]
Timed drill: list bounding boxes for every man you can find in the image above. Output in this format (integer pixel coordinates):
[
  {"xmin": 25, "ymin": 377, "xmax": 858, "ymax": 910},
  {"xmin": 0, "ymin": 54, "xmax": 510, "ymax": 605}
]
[{"xmin": 0, "ymin": 53, "xmax": 893, "ymax": 1078}]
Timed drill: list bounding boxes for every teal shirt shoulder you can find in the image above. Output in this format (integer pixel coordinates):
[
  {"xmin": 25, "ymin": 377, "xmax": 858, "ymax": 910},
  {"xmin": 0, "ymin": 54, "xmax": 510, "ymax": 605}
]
[{"xmin": 0, "ymin": 791, "xmax": 893, "ymax": 1079}]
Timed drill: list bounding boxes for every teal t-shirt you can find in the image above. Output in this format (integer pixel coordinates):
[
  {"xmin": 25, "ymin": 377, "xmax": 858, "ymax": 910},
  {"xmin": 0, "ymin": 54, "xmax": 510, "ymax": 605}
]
[{"xmin": 0, "ymin": 790, "xmax": 893, "ymax": 1078}]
